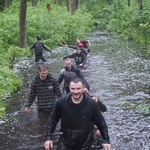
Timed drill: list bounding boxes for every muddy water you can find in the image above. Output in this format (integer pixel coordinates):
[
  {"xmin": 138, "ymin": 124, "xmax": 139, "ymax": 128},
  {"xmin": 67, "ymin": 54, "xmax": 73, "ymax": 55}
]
[{"xmin": 0, "ymin": 31, "xmax": 149, "ymax": 150}]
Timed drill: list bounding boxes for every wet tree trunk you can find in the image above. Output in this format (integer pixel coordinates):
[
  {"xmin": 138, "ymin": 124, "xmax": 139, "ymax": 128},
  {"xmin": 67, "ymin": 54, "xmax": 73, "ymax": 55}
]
[{"xmin": 20, "ymin": 0, "xmax": 27, "ymax": 48}]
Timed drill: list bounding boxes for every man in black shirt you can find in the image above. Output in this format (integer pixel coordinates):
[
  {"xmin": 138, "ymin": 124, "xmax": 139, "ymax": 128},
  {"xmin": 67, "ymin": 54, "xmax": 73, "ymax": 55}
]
[
  {"xmin": 30, "ymin": 37, "xmax": 51, "ymax": 62},
  {"xmin": 44, "ymin": 78, "xmax": 111, "ymax": 150}
]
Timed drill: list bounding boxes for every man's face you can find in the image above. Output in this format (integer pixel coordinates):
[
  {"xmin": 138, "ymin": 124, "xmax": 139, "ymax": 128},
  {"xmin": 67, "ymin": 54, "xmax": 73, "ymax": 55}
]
[
  {"xmin": 69, "ymin": 81, "xmax": 84, "ymax": 101},
  {"xmin": 76, "ymin": 49, "xmax": 81, "ymax": 54},
  {"xmin": 66, "ymin": 61, "xmax": 72, "ymax": 69},
  {"xmin": 38, "ymin": 40, "xmax": 42, "ymax": 44},
  {"xmin": 39, "ymin": 69, "xmax": 48, "ymax": 80}
]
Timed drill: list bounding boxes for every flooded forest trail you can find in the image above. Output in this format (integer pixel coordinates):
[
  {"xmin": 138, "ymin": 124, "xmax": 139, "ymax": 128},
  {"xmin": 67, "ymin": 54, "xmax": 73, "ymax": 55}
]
[{"xmin": 0, "ymin": 31, "xmax": 150, "ymax": 150}]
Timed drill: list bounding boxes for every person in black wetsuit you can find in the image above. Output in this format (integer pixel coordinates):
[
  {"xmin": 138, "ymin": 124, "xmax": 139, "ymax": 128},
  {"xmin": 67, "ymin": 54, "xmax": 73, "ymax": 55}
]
[
  {"xmin": 76, "ymin": 38, "xmax": 91, "ymax": 53},
  {"xmin": 30, "ymin": 37, "xmax": 51, "ymax": 62},
  {"xmin": 44, "ymin": 78, "xmax": 111, "ymax": 150},
  {"xmin": 58, "ymin": 58, "xmax": 90, "ymax": 95},
  {"xmin": 62, "ymin": 47, "xmax": 86, "ymax": 68},
  {"xmin": 84, "ymin": 87, "xmax": 107, "ymax": 148},
  {"xmin": 84, "ymin": 88, "xmax": 107, "ymax": 113},
  {"xmin": 65, "ymin": 43, "xmax": 89, "ymax": 57}
]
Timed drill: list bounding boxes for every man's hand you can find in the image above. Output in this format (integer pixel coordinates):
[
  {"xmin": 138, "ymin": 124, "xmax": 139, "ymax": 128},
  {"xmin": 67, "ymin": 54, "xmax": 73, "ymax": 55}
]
[
  {"xmin": 48, "ymin": 50, "xmax": 52, "ymax": 53},
  {"xmin": 44, "ymin": 140, "xmax": 53, "ymax": 150},
  {"xmin": 25, "ymin": 107, "xmax": 30, "ymax": 112},
  {"xmin": 103, "ymin": 144, "xmax": 111, "ymax": 150},
  {"xmin": 79, "ymin": 64, "xmax": 83, "ymax": 67}
]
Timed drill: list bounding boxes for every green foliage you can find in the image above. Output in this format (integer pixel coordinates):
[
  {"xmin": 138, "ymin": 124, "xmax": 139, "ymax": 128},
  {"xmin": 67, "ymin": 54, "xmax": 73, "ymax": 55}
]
[
  {"xmin": 26, "ymin": 2, "xmax": 94, "ymax": 46},
  {"xmin": 0, "ymin": 0, "xmax": 94, "ymax": 117},
  {"xmin": 119, "ymin": 99, "xmax": 150, "ymax": 113},
  {"xmin": 82, "ymin": 0, "xmax": 150, "ymax": 45},
  {"xmin": 0, "ymin": 66, "xmax": 21, "ymax": 94},
  {"xmin": 0, "ymin": 66, "xmax": 21, "ymax": 115}
]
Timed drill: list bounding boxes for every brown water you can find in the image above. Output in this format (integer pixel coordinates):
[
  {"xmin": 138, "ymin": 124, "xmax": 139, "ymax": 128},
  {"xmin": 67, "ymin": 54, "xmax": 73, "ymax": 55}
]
[{"xmin": 0, "ymin": 31, "xmax": 149, "ymax": 150}]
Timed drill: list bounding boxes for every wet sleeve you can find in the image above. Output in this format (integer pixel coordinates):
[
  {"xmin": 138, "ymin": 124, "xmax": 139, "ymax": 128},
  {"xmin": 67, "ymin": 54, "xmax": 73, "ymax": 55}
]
[
  {"xmin": 77, "ymin": 70, "xmax": 90, "ymax": 91},
  {"xmin": 96, "ymin": 99, "xmax": 107, "ymax": 112},
  {"xmin": 81, "ymin": 54, "xmax": 86, "ymax": 65},
  {"xmin": 57, "ymin": 70, "xmax": 64, "ymax": 85},
  {"xmin": 30, "ymin": 44, "xmax": 35, "ymax": 53},
  {"xmin": 92, "ymin": 103, "xmax": 110, "ymax": 144},
  {"xmin": 53, "ymin": 80, "xmax": 62, "ymax": 99},
  {"xmin": 46, "ymin": 102, "xmax": 60, "ymax": 140},
  {"xmin": 25, "ymin": 82, "xmax": 36, "ymax": 108},
  {"xmin": 42, "ymin": 43, "xmax": 50, "ymax": 51},
  {"xmin": 63, "ymin": 53, "xmax": 75, "ymax": 59},
  {"xmin": 67, "ymin": 45, "xmax": 77, "ymax": 50}
]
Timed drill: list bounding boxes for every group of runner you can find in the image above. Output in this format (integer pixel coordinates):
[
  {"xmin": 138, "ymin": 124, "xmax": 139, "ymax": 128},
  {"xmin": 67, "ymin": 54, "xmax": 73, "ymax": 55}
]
[{"xmin": 26, "ymin": 38, "xmax": 111, "ymax": 150}]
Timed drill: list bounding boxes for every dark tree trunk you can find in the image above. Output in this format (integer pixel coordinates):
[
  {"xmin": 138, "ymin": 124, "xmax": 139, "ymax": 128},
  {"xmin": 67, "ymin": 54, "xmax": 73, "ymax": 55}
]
[
  {"xmin": 4, "ymin": 0, "xmax": 9, "ymax": 8},
  {"xmin": 20, "ymin": 0, "xmax": 27, "ymax": 48},
  {"xmin": 137, "ymin": 0, "xmax": 143, "ymax": 14},
  {"xmin": 32, "ymin": 0, "xmax": 40, "ymax": 7},
  {"xmin": 54, "ymin": 0, "xmax": 57, "ymax": 4},
  {"xmin": 128, "ymin": 0, "xmax": 131, "ymax": 7},
  {"xmin": 66, "ymin": 0, "xmax": 70, "ymax": 11},
  {"xmin": 59, "ymin": 0, "xmax": 62, "ymax": 5},
  {"xmin": 71, "ymin": 0, "xmax": 78, "ymax": 15}
]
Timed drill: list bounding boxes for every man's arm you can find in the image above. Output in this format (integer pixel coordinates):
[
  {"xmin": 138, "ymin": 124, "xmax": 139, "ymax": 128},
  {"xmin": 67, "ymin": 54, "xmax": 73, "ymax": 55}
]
[
  {"xmin": 93, "ymin": 97, "xmax": 107, "ymax": 112},
  {"xmin": 42, "ymin": 43, "xmax": 51, "ymax": 52},
  {"xmin": 45, "ymin": 102, "xmax": 60, "ymax": 150},
  {"xmin": 81, "ymin": 54, "xmax": 86, "ymax": 65},
  {"xmin": 57, "ymin": 70, "xmax": 64, "ymax": 85},
  {"xmin": 46, "ymin": 101, "xmax": 60, "ymax": 140},
  {"xmin": 92, "ymin": 104, "xmax": 110, "ymax": 144},
  {"xmin": 63, "ymin": 53, "xmax": 75, "ymax": 60},
  {"xmin": 76, "ymin": 69, "xmax": 90, "ymax": 91},
  {"xmin": 24, "ymin": 82, "xmax": 36, "ymax": 111},
  {"xmin": 67, "ymin": 45, "xmax": 77, "ymax": 50},
  {"xmin": 30, "ymin": 44, "xmax": 36, "ymax": 54},
  {"xmin": 53, "ymin": 80, "xmax": 62, "ymax": 99}
]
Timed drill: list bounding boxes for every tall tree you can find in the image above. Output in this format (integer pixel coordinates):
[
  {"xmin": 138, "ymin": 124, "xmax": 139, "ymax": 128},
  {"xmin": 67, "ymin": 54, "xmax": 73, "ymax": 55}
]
[
  {"xmin": 20, "ymin": 0, "xmax": 27, "ymax": 48},
  {"xmin": 128, "ymin": 0, "xmax": 131, "ymax": 7},
  {"xmin": 71, "ymin": 0, "xmax": 78, "ymax": 15},
  {"xmin": 137, "ymin": 0, "xmax": 143, "ymax": 14},
  {"xmin": 4, "ymin": 0, "xmax": 9, "ymax": 8},
  {"xmin": 66, "ymin": 0, "xmax": 70, "ymax": 11},
  {"xmin": 32, "ymin": 0, "xmax": 41, "ymax": 7}
]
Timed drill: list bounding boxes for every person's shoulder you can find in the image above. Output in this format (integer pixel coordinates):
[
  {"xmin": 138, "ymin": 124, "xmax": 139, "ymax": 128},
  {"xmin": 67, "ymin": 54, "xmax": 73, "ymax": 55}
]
[
  {"xmin": 60, "ymin": 68, "xmax": 66, "ymax": 74},
  {"xmin": 71, "ymin": 65, "xmax": 79, "ymax": 71},
  {"xmin": 31, "ymin": 43, "xmax": 36, "ymax": 47},
  {"xmin": 57, "ymin": 94, "xmax": 70, "ymax": 103},
  {"xmin": 47, "ymin": 74, "xmax": 57, "ymax": 82},
  {"xmin": 31, "ymin": 75, "xmax": 39, "ymax": 84}
]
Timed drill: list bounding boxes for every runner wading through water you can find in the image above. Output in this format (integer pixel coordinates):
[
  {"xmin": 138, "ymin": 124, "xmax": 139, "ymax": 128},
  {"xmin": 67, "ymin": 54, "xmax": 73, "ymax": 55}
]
[
  {"xmin": 30, "ymin": 37, "xmax": 52, "ymax": 62},
  {"xmin": 58, "ymin": 58, "xmax": 90, "ymax": 95},
  {"xmin": 62, "ymin": 47, "xmax": 86, "ymax": 68},
  {"xmin": 24, "ymin": 63, "xmax": 62, "ymax": 135},
  {"xmin": 65, "ymin": 43, "xmax": 89, "ymax": 57},
  {"xmin": 44, "ymin": 78, "xmax": 111, "ymax": 150},
  {"xmin": 76, "ymin": 38, "xmax": 91, "ymax": 53}
]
